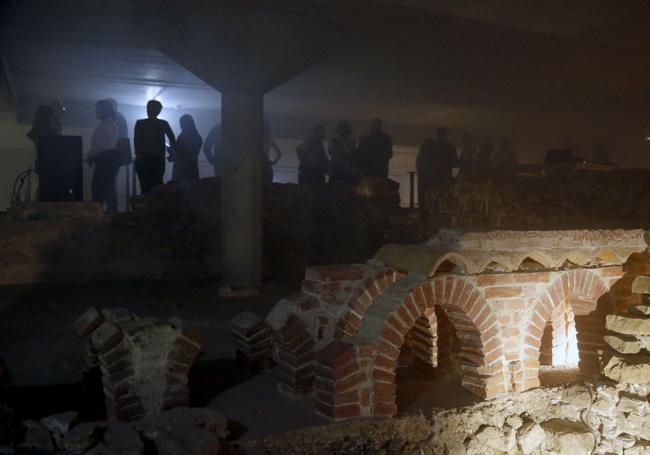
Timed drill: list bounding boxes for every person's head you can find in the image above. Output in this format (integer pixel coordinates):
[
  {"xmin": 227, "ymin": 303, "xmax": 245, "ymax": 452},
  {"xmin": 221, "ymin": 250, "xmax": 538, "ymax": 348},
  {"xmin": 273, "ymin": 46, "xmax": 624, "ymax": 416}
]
[
  {"xmin": 95, "ymin": 99, "xmax": 115, "ymax": 121},
  {"xmin": 335, "ymin": 120, "xmax": 352, "ymax": 137},
  {"xmin": 437, "ymin": 128, "xmax": 448, "ymax": 141},
  {"xmin": 179, "ymin": 114, "xmax": 197, "ymax": 132},
  {"xmin": 146, "ymin": 100, "xmax": 163, "ymax": 118},
  {"xmin": 370, "ymin": 118, "xmax": 383, "ymax": 134},
  {"xmin": 311, "ymin": 124, "xmax": 326, "ymax": 142},
  {"xmin": 107, "ymin": 98, "xmax": 119, "ymax": 114},
  {"xmin": 462, "ymin": 133, "xmax": 473, "ymax": 148}
]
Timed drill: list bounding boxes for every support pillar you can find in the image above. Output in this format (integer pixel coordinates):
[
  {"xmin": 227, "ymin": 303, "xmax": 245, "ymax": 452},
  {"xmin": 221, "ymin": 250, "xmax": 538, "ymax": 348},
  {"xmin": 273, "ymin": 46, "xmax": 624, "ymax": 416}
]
[{"xmin": 221, "ymin": 91, "xmax": 263, "ymax": 289}]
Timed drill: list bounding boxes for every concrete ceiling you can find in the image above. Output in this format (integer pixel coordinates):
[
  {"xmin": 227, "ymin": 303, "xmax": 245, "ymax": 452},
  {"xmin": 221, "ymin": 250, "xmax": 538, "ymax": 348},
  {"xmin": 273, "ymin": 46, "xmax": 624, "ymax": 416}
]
[{"xmin": 1, "ymin": 0, "xmax": 649, "ymax": 163}]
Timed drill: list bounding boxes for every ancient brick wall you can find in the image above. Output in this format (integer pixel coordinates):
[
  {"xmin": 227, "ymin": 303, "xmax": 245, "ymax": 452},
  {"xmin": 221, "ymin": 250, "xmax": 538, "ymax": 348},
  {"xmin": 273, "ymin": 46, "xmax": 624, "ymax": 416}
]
[{"xmin": 423, "ymin": 170, "xmax": 650, "ymax": 229}]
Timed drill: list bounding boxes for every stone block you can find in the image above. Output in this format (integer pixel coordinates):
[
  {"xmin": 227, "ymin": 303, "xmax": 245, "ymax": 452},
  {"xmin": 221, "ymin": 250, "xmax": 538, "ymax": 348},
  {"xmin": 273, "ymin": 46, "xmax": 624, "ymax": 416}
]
[
  {"xmin": 605, "ymin": 334, "xmax": 642, "ymax": 354},
  {"xmin": 518, "ymin": 422, "xmax": 546, "ymax": 455},
  {"xmin": 603, "ymin": 354, "xmax": 650, "ymax": 384},
  {"xmin": 631, "ymin": 275, "xmax": 650, "ymax": 294},
  {"xmin": 606, "ymin": 314, "xmax": 650, "ymax": 336},
  {"xmin": 19, "ymin": 420, "xmax": 54, "ymax": 452},
  {"xmin": 103, "ymin": 422, "xmax": 143, "ymax": 455},
  {"xmin": 541, "ymin": 419, "xmax": 595, "ymax": 455},
  {"xmin": 63, "ymin": 421, "xmax": 105, "ymax": 453},
  {"xmin": 629, "ymin": 303, "xmax": 650, "ymax": 317}
]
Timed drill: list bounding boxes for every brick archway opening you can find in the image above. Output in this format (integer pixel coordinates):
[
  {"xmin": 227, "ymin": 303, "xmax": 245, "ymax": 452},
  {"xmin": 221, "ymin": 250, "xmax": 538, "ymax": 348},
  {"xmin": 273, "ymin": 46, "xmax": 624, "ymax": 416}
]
[
  {"xmin": 523, "ymin": 269, "xmax": 611, "ymax": 390},
  {"xmin": 394, "ymin": 306, "xmax": 473, "ymax": 414}
]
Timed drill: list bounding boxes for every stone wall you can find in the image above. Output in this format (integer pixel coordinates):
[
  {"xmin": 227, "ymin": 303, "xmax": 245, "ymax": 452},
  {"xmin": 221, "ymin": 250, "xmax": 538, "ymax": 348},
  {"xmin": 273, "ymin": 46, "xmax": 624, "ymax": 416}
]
[
  {"xmin": 247, "ymin": 382, "xmax": 649, "ymax": 454},
  {"xmin": 0, "ymin": 177, "xmax": 424, "ymax": 285},
  {"xmin": 423, "ymin": 170, "xmax": 650, "ymax": 229}
]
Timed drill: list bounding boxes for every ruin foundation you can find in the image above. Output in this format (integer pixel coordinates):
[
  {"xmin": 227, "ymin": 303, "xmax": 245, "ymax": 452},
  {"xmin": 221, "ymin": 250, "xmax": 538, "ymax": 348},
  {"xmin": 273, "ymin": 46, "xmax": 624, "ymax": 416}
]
[{"xmin": 234, "ymin": 229, "xmax": 650, "ymax": 421}]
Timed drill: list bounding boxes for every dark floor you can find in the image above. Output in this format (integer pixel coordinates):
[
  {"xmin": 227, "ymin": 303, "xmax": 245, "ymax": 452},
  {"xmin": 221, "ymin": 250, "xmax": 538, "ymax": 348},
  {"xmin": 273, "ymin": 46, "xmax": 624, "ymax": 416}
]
[
  {"xmin": 0, "ymin": 279, "xmax": 331, "ymax": 439},
  {"xmin": 0, "ymin": 279, "xmax": 297, "ymax": 386}
]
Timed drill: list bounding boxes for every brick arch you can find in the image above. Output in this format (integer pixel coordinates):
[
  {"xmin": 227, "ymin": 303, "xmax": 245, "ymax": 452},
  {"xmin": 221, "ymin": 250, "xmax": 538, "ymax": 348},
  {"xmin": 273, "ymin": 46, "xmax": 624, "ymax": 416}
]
[
  {"xmin": 368, "ymin": 276, "xmax": 507, "ymax": 414},
  {"xmin": 313, "ymin": 275, "xmax": 507, "ymax": 419},
  {"xmin": 522, "ymin": 269, "xmax": 611, "ymax": 388},
  {"xmin": 334, "ymin": 267, "xmax": 404, "ymax": 339}
]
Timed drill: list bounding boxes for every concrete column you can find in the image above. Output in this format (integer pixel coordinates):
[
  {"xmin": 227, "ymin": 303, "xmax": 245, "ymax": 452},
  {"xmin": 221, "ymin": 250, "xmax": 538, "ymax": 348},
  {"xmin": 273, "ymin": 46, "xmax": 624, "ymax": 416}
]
[{"xmin": 220, "ymin": 90, "xmax": 263, "ymax": 288}]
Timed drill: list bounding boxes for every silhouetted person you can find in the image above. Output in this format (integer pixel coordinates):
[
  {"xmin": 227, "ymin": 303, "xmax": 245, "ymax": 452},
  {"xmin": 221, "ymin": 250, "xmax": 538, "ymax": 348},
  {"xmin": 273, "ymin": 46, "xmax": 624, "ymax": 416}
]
[
  {"xmin": 492, "ymin": 139, "xmax": 519, "ymax": 174},
  {"xmin": 591, "ymin": 142, "xmax": 611, "ymax": 164},
  {"xmin": 328, "ymin": 120, "xmax": 357, "ymax": 184},
  {"xmin": 476, "ymin": 142, "xmax": 494, "ymax": 176},
  {"xmin": 87, "ymin": 100, "xmax": 119, "ymax": 213},
  {"xmin": 26, "ymin": 105, "xmax": 58, "ymax": 146},
  {"xmin": 171, "ymin": 114, "xmax": 203, "ymax": 181},
  {"xmin": 416, "ymin": 127, "xmax": 457, "ymax": 209},
  {"xmin": 458, "ymin": 133, "xmax": 476, "ymax": 175},
  {"xmin": 297, "ymin": 125, "xmax": 329, "ymax": 184},
  {"xmin": 354, "ymin": 118, "xmax": 393, "ymax": 178},
  {"xmin": 133, "ymin": 100, "xmax": 176, "ymax": 194},
  {"xmin": 203, "ymin": 124, "xmax": 222, "ymax": 177},
  {"xmin": 107, "ymin": 98, "xmax": 128, "ymax": 139},
  {"xmin": 263, "ymin": 119, "xmax": 282, "ymax": 184}
]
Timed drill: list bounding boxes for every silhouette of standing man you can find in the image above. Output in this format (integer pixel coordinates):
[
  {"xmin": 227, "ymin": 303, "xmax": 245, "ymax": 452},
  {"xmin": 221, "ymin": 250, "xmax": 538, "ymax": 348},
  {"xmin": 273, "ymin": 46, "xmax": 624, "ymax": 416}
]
[
  {"xmin": 416, "ymin": 127, "xmax": 457, "ymax": 212},
  {"xmin": 297, "ymin": 125, "xmax": 329, "ymax": 184},
  {"xmin": 133, "ymin": 100, "xmax": 176, "ymax": 194},
  {"xmin": 354, "ymin": 118, "xmax": 393, "ymax": 178}
]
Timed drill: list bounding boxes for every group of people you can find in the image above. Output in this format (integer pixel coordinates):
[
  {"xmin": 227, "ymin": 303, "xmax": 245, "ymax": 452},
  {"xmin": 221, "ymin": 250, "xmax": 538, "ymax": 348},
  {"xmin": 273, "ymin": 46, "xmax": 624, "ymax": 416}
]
[
  {"xmin": 28, "ymin": 98, "xmax": 284, "ymax": 213},
  {"xmin": 296, "ymin": 118, "xmax": 393, "ymax": 185},
  {"xmin": 27, "ymin": 98, "xmax": 523, "ymax": 214},
  {"xmin": 294, "ymin": 119, "xmax": 520, "ymax": 197},
  {"xmin": 87, "ymin": 99, "xmax": 200, "ymax": 212}
]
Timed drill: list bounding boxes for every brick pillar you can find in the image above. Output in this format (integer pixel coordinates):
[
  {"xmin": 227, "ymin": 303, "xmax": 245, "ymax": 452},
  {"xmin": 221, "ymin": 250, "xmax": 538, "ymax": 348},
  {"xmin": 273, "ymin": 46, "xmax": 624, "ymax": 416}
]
[
  {"xmin": 314, "ymin": 341, "xmax": 367, "ymax": 420},
  {"xmin": 230, "ymin": 311, "xmax": 273, "ymax": 363},
  {"xmin": 74, "ymin": 306, "xmax": 202, "ymax": 421},
  {"xmin": 276, "ymin": 315, "xmax": 315, "ymax": 396}
]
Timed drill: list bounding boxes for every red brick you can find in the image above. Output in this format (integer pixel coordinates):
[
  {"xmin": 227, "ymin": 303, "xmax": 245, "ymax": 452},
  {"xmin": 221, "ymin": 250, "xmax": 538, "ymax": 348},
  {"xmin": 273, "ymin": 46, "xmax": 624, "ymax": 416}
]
[
  {"xmin": 380, "ymin": 326, "xmax": 404, "ymax": 348},
  {"xmin": 476, "ymin": 274, "xmax": 514, "ymax": 287},
  {"xmin": 515, "ymin": 271, "xmax": 551, "ymax": 283},
  {"xmin": 74, "ymin": 306, "xmax": 105, "ymax": 338},
  {"xmin": 395, "ymin": 305, "xmax": 415, "ymax": 328},
  {"xmin": 421, "ymin": 283, "xmax": 434, "ymax": 306},
  {"xmin": 316, "ymin": 341, "xmax": 355, "ymax": 367},
  {"xmin": 485, "ymin": 286, "xmax": 522, "ymax": 299},
  {"xmin": 444, "ymin": 277, "xmax": 456, "ymax": 303},
  {"xmin": 316, "ymin": 390, "xmax": 360, "ymax": 407},
  {"xmin": 506, "ymin": 299, "xmax": 526, "ymax": 311},
  {"xmin": 373, "ymin": 402, "xmax": 397, "ymax": 417},
  {"xmin": 434, "ymin": 279, "xmax": 444, "ymax": 303},
  {"xmin": 450, "ymin": 280, "xmax": 467, "ymax": 305},
  {"xmin": 90, "ymin": 322, "xmax": 123, "ymax": 354},
  {"xmin": 373, "ymin": 368, "xmax": 396, "ymax": 382},
  {"xmin": 377, "ymin": 339, "xmax": 400, "ymax": 359},
  {"xmin": 375, "ymin": 353, "xmax": 397, "ymax": 370}
]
